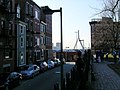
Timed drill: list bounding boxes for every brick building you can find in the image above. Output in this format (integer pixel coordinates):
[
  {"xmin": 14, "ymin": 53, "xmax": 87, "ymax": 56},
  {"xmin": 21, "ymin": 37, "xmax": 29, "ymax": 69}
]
[
  {"xmin": 40, "ymin": 7, "xmax": 52, "ymax": 61},
  {"xmin": 89, "ymin": 17, "xmax": 120, "ymax": 54},
  {"xmin": 0, "ymin": 0, "xmax": 15, "ymax": 73},
  {"xmin": 0, "ymin": 0, "xmax": 53, "ymax": 73}
]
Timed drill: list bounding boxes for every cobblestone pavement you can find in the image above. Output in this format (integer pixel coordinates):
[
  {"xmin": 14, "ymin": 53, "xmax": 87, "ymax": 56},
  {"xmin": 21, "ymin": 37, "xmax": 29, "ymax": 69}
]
[{"xmin": 92, "ymin": 61, "xmax": 120, "ymax": 90}]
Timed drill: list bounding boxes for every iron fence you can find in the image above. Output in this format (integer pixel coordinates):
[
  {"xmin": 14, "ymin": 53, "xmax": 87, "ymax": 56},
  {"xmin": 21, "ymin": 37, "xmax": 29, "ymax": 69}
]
[{"xmin": 54, "ymin": 49, "xmax": 92, "ymax": 90}]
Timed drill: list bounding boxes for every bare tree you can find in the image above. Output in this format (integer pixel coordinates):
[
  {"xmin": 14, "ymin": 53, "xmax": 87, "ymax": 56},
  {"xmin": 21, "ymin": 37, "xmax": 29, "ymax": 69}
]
[
  {"xmin": 97, "ymin": 0, "xmax": 120, "ymax": 51},
  {"xmin": 92, "ymin": 17, "xmax": 114, "ymax": 51}
]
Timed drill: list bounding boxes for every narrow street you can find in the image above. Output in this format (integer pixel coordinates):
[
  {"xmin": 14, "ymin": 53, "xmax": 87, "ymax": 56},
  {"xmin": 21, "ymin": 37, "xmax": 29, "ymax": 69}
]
[{"xmin": 13, "ymin": 62, "xmax": 75, "ymax": 90}]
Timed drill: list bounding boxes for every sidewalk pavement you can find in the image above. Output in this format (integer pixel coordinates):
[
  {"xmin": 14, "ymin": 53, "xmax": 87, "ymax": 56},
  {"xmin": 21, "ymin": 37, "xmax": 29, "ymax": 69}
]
[{"xmin": 91, "ymin": 61, "xmax": 120, "ymax": 90}]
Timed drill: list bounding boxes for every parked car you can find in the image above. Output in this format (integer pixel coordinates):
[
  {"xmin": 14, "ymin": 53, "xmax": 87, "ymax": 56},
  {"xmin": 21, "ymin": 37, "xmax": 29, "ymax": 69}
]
[
  {"xmin": 20, "ymin": 64, "xmax": 40, "ymax": 78},
  {"xmin": 47, "ymin": 60, "xmax": 55, "ymax": 69},
  {"xmin": 39, "ymin": 61, "xmax": 48, "ymax": 72},
  {"xmin": 0, "ymin": 72, "xmax": 22, "ymax": 90},
  {"xmin": 52, "ymin": 58, "xmax": 61, "ymax": 66}
]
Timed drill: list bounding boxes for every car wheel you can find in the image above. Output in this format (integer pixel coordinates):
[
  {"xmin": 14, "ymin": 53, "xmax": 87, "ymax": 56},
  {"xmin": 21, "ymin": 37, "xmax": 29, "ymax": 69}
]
[
  {"xmin": 31, "ymin": 74, "xmax": 34, "ymax": 78},
  {"xmin": 37, "ymin": 71, "xmax": 39, "ymax": 75},
  {"xmin": 6, "ymin": 85, "xmax": 9, "ymax": 90},
  {"xmin": 18, "ymin": 80, "xmax": 22, "ymax": 85}
]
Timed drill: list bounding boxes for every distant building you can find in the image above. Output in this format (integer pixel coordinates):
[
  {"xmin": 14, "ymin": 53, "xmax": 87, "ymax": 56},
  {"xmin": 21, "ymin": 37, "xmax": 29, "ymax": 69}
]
[
  {"xmin": 56, "ymin": 42, "xmax": 61, "ymax": 50},
  {"xmin": 52, "ymin": 42, "xmax": 61, "ymax": 51},
  {"xmin": 89, "ymin": 17, "xmax": 120, "ymax": 54}
]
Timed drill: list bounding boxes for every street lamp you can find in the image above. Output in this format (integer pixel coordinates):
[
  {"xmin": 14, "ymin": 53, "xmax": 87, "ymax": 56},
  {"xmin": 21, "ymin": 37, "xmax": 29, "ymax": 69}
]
[{"xmin": 42, "ymin": 6, "xmax": 63, "ymax": 90}]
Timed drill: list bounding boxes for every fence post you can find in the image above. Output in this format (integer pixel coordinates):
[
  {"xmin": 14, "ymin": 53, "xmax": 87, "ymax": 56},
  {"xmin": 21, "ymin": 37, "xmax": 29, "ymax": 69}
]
[
  {"xmin": 63, "ymin": 78, "xmax": 66, "ymax": 90},
  {"xmin": 66, "ymin": 72, "xmax": 71, "ymax": 90},
  {"xmin": 54, "ymin": 82, "xmax": 59, "ymax": 90}
]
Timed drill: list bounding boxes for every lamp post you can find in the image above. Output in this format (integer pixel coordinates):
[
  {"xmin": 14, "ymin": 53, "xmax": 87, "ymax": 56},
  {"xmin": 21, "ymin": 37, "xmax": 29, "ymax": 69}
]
[{"xmin": 42, "ymin": 6, "xmax": 63, "ymax": 90}]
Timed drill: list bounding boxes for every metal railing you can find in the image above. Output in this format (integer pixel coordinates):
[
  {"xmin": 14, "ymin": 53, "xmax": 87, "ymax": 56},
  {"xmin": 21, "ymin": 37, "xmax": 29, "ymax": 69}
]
[{"xmin": 54, "ymin": 49, "xmax": 91, "ymax": 90}]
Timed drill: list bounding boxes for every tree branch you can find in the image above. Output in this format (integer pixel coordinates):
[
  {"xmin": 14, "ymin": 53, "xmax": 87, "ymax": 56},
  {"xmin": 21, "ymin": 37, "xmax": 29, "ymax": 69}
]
[{"xmin": 112, "ymin": 0, "xmax": 119, "ymax": 12}]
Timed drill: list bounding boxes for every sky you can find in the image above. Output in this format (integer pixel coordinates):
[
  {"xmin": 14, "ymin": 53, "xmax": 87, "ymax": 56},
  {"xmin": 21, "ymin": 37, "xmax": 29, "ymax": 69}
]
[{"xmin": 33, "ymin": 0, "xmax": 103, "ymax": 49}]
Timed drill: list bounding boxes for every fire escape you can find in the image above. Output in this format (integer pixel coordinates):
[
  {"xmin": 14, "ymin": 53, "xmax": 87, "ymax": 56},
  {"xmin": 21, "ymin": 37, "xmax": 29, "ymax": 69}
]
[{"xmin": 0, "ymin": 0, "xmax": 15, "ymax": 58}]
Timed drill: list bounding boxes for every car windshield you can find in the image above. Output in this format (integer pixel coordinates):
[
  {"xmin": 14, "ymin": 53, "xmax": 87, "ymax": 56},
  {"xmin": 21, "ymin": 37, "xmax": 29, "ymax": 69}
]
[
  {"xmin": 8, "ymin": 72, "xmax": 16, "ymax": 79},
  {"xmin": 43, "ymin": 62, "xmax": 47, "ymax": 65},
  {"xmin": 28, "ymin": 67, "xmax": 33, "ymax": 71}
]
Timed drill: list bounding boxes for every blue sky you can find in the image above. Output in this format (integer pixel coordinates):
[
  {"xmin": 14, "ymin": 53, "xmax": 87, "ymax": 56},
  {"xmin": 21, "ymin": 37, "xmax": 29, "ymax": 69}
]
[{"xmin": 34, "ymin": 0, "xmax": 103, "ymax": 49}]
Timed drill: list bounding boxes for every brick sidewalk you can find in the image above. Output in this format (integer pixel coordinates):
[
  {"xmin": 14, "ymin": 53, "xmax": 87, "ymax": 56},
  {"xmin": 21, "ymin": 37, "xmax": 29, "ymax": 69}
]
[{"xmin": 91, "ymin": 61, "xmax": 120, "ymax": 90}]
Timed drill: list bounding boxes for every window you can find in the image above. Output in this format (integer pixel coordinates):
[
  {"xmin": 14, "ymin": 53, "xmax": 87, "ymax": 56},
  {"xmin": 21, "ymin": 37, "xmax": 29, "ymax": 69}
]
[
  {"xmin": 35, "ymin": 51, "xmax": 40, "ymax": 60},
  {"xmin": 19, "ymin": 24, "xmax": 25, "ymax": 34},
  {"xmin": 35, "ymin": 9, "xmax": 39, "ymax": 20},
  {"xmin": 1, "ymin": 20, "xmax": 5, "ymax": 29},
  {"xmin": 17, "ymin": 4, "xmax": 20, "ymax": 18},
  {"xmin": 35, "ymin": 22, "xmax": 39, "ymax": 31},
  {"xmin": 40, "ymin": 36, "xmax": 44, "ymax": 44},
  {"xmin": 26, "ymin": 37, "xmax": 29, "ymax": 46},
  {"xmin": 40, "ymin": 23, "xmax": 46, "ymax": 32},
  {"xmin": 37, "ymin": 37, "xmax": 40, "ymax": 46},
  {"xmin": 37, "ymin": 23, "xmax": 39, "ymax": 31},
  {"xmin": 35, "ymin": 37, "xmax": 37, "ymax": 45},
  {"xmin": 26, "ymin": 18, "xmax": 29, "ymax": 30},
  {"xmin": 4, "ymin": 50, "xmax": 12, "ymax": 59},
  {"xmin": 25, "ymin": 2, "xmax": 29, "ymax": 14},
  {"xmin": 20, "ymin": 26, "xmax": 23, "ymax": 34},
  {"xmin": 45, "ymin": 36, "xmax": 52, "ymax": 45},
  {"xmin": 20, "ymin": 36, "xmax": 24, "ymax": 48},
  {"xmin": 7, "ymin": 1, "xmax": 12, "ymax": 12},
  {"xmin": 29, "ymin": 5, "xmax": 33, "ymax": 16},
  {"xmin": 41, "ymin": 49, "xmax": 44, "ymax": 56},
  {"xmin": 35, "ymin": 37, "xmax": 40, "ymax": 46},
  {"xmin": 5, "ymin": 52, "xmax": 9, "ymax": 59},
  {"xmin": 30, "ymin": 21, "xmax": 33, "ymax": 31},
  {"xmin": 30, "ymin": 37, "xmax": 33, "ymax": 46},
  {"xmin": 8, "ymin": 23, "xmax": 12, "ymax": 35},
  {"xmin": 9, "ymin": 23, "xmax": 12, "ymax": 30},
  {"xmin": 20, "ymin": 52, "xmax": 24, "ymax": 64},
  {"xmin": 44, "ymin": 36, "xmax": 46, "ymax": 44}
]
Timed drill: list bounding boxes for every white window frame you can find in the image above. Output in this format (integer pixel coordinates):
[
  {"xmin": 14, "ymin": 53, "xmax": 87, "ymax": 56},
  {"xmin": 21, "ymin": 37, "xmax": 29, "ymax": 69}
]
[
  {"xmin": 30, "ymin": 5, "xmax": 33, "ymax": 16},
  {"xmin": 40, "ymin": 36, "xmax": 44, "ymax": 44},
  {"xmin": 37, "ymin": 37, "xmax": 40, "ymax": 46},
  {"xmin": 35, "ymin": 37, "xmax": 40, "ymax": 46},
  {"xmin": 20, "ymin": 25, "xmax": 24, "ymax": 34},
  {"xmin": 20, "ymin": 52, "xmax": 24, "ymax": 64},
  {"xmin": 20, "ymin": 36, "xmax": 24, "ymax": 48},
  {"xmin": 35, "ymin": 9, "xmax": 39, "ymax": 20},
  {"xmin": 41, "ymin": 49, "xmax": 44, "ymax": 56},
  {"xmin": 25, "ymin": 2, "xmax": 29, "ymax": 14},
  {"xmin": 17, "ymin": 4, "xmax": 20, "ymax": 18}
]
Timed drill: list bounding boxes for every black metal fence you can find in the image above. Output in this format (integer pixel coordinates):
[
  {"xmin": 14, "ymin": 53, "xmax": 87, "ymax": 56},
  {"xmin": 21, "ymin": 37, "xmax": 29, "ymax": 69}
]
[{"xmin": 54, "ymin": 49, "xmax": 91, "ymax": 90}]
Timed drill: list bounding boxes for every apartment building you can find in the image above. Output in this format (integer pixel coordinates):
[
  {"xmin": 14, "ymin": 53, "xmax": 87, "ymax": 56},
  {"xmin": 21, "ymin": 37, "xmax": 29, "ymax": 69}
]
[
  {"xmin": 33, "ymin": 2, "xmax": 44, "ymax": 62},
  {"xmin": 13, "ymin": 1, "xmax": 27, "ymax": 71},
  {"xmin": 41, "ymin": 7, "xmax": 52, "ymax": 61},
  {"xmin": 89, "ymin": 17, "xmax": 120, "ymax": 54},
  {"xmin": 45, "ymin": 15, "xmax": 52, "ymax": 60},
  {"xmin": 24, "ymin": 0, "xmax": 35, "ymax": 65},
  {"xmin": 0, "ymin": 0, "xmax": 15, "ymax": 73},
  {"xmin": 0, "ymin": 0, "xmax": 53, "ymax": 73}
]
